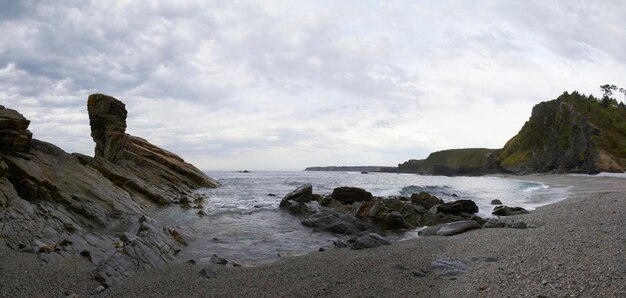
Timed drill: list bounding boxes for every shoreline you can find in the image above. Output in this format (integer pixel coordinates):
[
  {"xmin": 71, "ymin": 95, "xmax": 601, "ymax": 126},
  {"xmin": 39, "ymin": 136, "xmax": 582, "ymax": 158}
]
[
  {"xmin": 1, "ymin": 174, "xmax": 624, "ymax": 297},
  {"xmin": 109, "ymin": 174, "xmax": 625, "ymax": 297}
]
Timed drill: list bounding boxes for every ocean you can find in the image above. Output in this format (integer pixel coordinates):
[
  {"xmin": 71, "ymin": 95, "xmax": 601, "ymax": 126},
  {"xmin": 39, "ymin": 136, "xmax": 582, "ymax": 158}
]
[{"xmin": 149, "ymin": 171, "xmax": 570, "ymax": 266}]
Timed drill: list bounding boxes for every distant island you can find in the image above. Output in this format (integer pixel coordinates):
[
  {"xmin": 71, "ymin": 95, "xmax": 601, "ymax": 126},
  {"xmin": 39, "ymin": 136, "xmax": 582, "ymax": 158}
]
[{"xmin": 304, "ymin": 166, "xmax": 394, "ymax": 172}]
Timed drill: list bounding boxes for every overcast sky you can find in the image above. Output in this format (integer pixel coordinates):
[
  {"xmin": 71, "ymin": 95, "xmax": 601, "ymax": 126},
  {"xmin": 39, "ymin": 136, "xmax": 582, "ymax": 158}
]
[{"xmin": 1, "ymin": 1, "xmax": 625, "ymax": 171}]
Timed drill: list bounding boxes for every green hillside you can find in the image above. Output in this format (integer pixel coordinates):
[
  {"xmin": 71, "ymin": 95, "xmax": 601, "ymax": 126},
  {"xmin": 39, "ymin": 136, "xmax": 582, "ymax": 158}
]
[
  {"xmin": 398, "ymin": 90, "xmax": 626, "ymax": 175},
  {"xmin": 398, "ymin": 148, "xmax": 498, "ymax": 175},
  {"xmin": 498, "ymin": 91, "xmax": 626, "ymax": 173}
]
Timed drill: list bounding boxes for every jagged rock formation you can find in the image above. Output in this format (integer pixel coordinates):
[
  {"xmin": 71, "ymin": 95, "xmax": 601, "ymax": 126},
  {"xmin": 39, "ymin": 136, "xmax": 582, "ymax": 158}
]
[
  {"xmin": 0, "ymin": 106, "xmax": 32, "ymax": 152},
  {"xmin": 498, "ymin": 92, "xmax": 626, "ymax": 173},
  {"xmin": 279, "ymin": 185, "xmax": 485, "ymax": 245},
  {"xmin": 0, "ymin": 95, "xmax": 218, "ymax": 289},
  {"xmin": 397, "ymin": 91, "xmax": 626, "ymax": 175}
]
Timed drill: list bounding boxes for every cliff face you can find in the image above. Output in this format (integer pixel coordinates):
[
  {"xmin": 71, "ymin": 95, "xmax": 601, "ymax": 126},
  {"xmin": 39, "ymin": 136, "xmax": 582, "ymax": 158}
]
[
  {"xmin": 0, "ymin": 95, "xmax": 218, "ymax": 288},
  {"xmin": 397, "ymin": 92, "xmax": 626, "ymax": 175},
  {"xmin": 85, "ymin": 94, "xmax": 218, "ymax": 205},
  {"xmin": 498, "ymin": 92, "xmax": 626, "ymax": 173},
  {"xmin": 397, "ymin": 148, "xmax": 500, "ymax": 176}
]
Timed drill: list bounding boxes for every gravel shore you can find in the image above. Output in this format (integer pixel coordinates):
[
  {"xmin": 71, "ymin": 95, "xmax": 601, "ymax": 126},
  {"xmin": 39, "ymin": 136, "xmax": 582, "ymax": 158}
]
[{"xmin": 2, "ymin": 175, "xmax": 625, "ymax": 297}]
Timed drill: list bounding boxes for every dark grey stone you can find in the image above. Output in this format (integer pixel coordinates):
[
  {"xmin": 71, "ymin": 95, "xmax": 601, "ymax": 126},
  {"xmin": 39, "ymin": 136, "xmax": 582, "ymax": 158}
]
[
  {"xmin": 436, "ymin": 220, "xmax": 481, "ymax": 236},
  {"xmin": 199, "ymin": 268, "xmax": 217, "ymax": 279}
]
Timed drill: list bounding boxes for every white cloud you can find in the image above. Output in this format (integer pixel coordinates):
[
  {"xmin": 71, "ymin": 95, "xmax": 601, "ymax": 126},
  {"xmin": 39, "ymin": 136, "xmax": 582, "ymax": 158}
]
[{"xmin": 1, "ymin": 0, "xmax": 625, "ymax": 170}]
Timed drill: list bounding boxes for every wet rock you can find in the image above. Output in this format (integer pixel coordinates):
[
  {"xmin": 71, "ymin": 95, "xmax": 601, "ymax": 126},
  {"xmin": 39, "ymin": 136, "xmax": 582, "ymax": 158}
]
[
  {"xmin": 302, "ymin": 213, "xmax": 363, "ymax": 235},
  {"xmin": 411, "ymin": 192, "xmax": 444, "ymax": 209},
  {"xmin": 436, "ymin": 200, "xmax": 479, "ymax": 216},
  {"xmin": 280, "ymin": 184, "xmax": 313, "ymax": 204},
  {"xmin": 279, "ymin": 184, "xmax": 316, "ymax": 216},
  {"xmin": 435, "ymin": 220, "xmax": 481, "ymax": 236},
  {"xmin": 349, "ymin": 233, "xmax": 391, "ymax": 250},
  {"xmin": 417, "ymin": 212, "xmax": 462, "ymax": 227},
  {"xmin": 431, "ymin": 258, "xmax": 468, "ymax": 276},
  {"xmin": 419, "ymin": 220, "xmax": 481, "ymax": 236},
  {"xmin": 492, "ymin": 205, "xmax": 529, "ymax": 216},
  {"xmin": 331, "ymin": 187, "xmax": 373, "ymax": 204},
  {"xmin": 209, "ymin": 254, "xmax": 228, "ymax": 265},
  {"xmin": 491, "ymin": 199, "xmax": 503, "ymax": 205}
]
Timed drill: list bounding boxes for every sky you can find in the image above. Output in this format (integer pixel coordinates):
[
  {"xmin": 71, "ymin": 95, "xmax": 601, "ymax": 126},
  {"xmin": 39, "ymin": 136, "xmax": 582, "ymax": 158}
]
[{"xmin": 1, "ymin": 1, "xmax": 626, "ymax": 171}]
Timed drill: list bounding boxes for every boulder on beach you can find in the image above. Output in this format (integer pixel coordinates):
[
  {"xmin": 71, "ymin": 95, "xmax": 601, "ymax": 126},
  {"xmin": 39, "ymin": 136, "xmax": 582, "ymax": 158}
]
[
  {"xmin": 411, "ymin": 192, "xmax": 445, "ymax": 209},
  {"xmin": 349, "ymin": 233, "xmax": 391, "ymax": 250},
  {"xmin": 419, "ymin": 220, "xmax": 481, "ymax": 237},
  {"xmin": 279, "ymin": 184, "xmax": 485, "ymax": 242},
  {"xmin": 492, "ymin": 205, "xmax": 529, "ymax": 216},
  {"xmin": 436, "ymin": 200, "xmax": 479, "ymax": 216},
  {"xmin": 331, "ymin": 187, "xmax": 373, "ymax": 204}
]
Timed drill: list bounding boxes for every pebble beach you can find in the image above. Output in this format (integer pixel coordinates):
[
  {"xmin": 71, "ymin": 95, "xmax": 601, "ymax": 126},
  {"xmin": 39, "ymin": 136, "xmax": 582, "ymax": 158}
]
[{"xmin": 1, "ymin": 174, "xmax": 624, "ymax": 297}]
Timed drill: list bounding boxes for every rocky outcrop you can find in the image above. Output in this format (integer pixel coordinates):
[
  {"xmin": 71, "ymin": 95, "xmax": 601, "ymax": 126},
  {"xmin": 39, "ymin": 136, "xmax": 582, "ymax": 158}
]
[
  {"xmin": 85, "ymin": 94, "xmax": 218, "ymax": 205},
  {"xmin": 0, "ymin": 106, "xmax": 32, "ymax": 153},
  {"xmin": 279, "ymin": 185, "xmax": 485, "ymax": 243},
  {"xmin": 396, "ymin": 91, "xmax": 626, "ymax": 175},
  {"xmin": 331, "ymin": 187, "xmax": 373, "ymax": 204},
  {"xmin": 0, "ymin": 95, "xmax": 218, "ymax": 289},
  {"xmin": 492, "ymin": 205, "xmax": 529, "ymax": 216}
]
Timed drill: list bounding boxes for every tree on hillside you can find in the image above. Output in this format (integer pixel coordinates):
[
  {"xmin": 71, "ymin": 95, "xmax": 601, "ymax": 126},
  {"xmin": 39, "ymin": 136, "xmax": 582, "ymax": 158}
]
[
  {"xmin": 600, "ymin": 84, "xmax": 618, "ymax": 107},
  {"xmin": 600, "ymin": 84, "xmax": 618, "ymax": 98}
]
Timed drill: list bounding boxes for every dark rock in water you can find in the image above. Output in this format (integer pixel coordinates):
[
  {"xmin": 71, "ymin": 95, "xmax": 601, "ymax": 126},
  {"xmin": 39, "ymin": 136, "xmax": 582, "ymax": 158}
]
[
  {"xmin": 411, "ymin": 192, "xmax": 444, "ymax": 209},
  {"xmin": 198, "ymin": 268, "xmax": 217, "ymax": 279},
  {"xmin": 491, "ymin": 199, "xmax": 503, "ymax": 205},
  {"xmin": 436, "ymin": 200, "xmax": 479, "ymax": 216},
  {"xmin": 435, "ymin": 220, "xmax": 481, "ymax": 236},
  {"xmin": 279, "ymin": 185, "xmax": 315, "ymax": 215},
  {"xmin": 302, "ymin": 213, "xmax": 363, "ymax": 235},
  {"xmin": 267, "ymin": 193, "xmax": 276, "ymax": 197},
  {"xmin": 492, "ymin": 205, "xmax": 529, "ymax": 216},
  {"xmin": 350, "ymin": 233, "xmax": 391, "ymax": 250},
  {"xmin": 331, "ymin": 187, "xmax": 373, "ymax": 204},
  {"xmin": 281, "ymin": 200, "xmax": 313, "ymax": 216},
  {"xmin": 209, "ymin": 254, "xmax": 228, "ymax": 265},
  {"xmin": 281, "ymin": 184, "xmax": 313, "ymax": 204}
]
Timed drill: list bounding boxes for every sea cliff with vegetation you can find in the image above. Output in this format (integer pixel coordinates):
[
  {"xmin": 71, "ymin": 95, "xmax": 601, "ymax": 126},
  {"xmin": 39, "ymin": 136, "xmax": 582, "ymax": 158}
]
[{"xmin": 397, "ymin": 89, "xmax": 626, "ymax": 175}]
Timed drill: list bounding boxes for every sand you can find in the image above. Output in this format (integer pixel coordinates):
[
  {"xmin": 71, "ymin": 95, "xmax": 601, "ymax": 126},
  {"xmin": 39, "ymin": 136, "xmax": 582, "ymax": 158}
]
[{"xmin": 2, "ymin": 175, "xmax": 625, "ymax": 297}]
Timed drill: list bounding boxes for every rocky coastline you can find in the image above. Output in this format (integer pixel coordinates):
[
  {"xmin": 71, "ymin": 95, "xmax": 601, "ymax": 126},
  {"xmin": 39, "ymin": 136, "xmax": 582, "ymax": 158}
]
[
  {"xmin": 278, "ymin": 184, "xmax": 529, "ymax": 250},
  {"xmin": 0, "ymin": 95, "xmax": 218, "ymax": 291}
]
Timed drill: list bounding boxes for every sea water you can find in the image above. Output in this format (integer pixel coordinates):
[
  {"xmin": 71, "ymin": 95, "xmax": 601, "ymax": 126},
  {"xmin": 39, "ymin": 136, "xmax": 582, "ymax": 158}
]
[{"xmin": 149, "ymin": 171, "xmax": 569, "ymax": 266}]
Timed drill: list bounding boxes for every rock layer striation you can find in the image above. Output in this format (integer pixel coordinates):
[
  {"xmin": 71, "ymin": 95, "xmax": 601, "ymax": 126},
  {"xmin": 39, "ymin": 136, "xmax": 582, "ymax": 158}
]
[{"xmin": 0, "ymin": 95, "xmax": 218, "ymax": 288}]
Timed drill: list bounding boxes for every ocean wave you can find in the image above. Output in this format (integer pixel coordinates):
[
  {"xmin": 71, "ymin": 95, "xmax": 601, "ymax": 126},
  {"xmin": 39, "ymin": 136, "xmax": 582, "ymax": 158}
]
[
  {"xmin": 400, "ymin": 185, "xmax": 455, "ymax": 197},
  {"xmin": 521, "ymin": 184, "xmax": 549, "ymax": 193}
]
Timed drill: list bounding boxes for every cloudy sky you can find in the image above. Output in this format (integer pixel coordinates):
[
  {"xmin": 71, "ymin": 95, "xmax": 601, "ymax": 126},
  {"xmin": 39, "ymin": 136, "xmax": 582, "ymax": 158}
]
[{"xmin": 1, "ymin": 1, "xmax": 625, "ymax": 170}]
